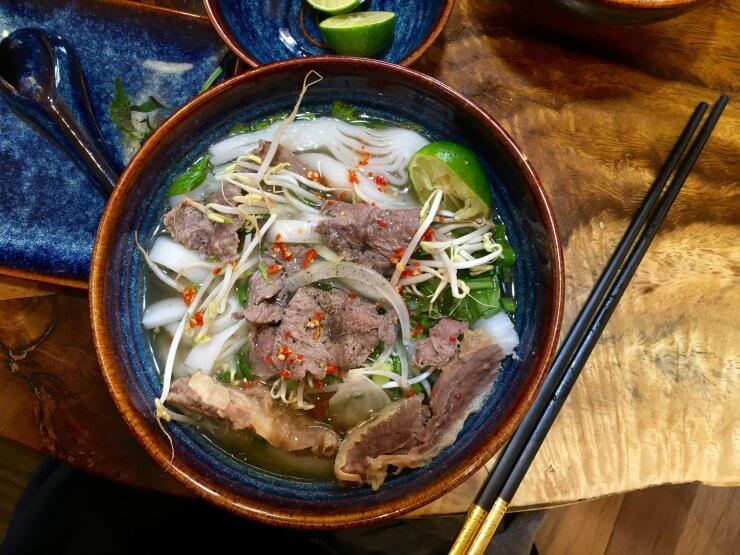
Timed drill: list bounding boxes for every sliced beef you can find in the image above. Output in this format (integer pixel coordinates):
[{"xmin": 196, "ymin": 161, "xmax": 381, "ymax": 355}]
[
  {"xmin": 168, "ymin": 372, "xmax": 339, "ymax": 456},
  {"xmin": 315, "ymin": 202, "xmax": 420, "ymax": 275},
  {"xmin": 251, "ymin": 140, "xmax": 310, "ymax": 178},
  {"xmin": 232, "ymin": 246, "xmax": 308, "ymax": 326},
  {"xmin": 334, "ymin": 396, "xmax": 429, "ymax": 490},
  {"xmin": 164, "ymin": 183, "xmax": 245, "ymax": 261},
  {"xmin": 251, "ymin": 286, "xmax": 397, "ymax": 381},
  {"xmin": 339, "ymin": 329, "xmax": 504, "ymax": 487},
  {"xmin": 412, "ymin": 318, "xmax": 468, "ymax": 368}
]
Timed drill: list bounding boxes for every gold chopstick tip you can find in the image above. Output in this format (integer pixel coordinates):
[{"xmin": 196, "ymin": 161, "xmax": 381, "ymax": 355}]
[
  {"xmin": 467, "ymin": 498, "xmax": 509, "ymax": 555},
  {"xmin": 448, "ymin": 505, "xmax": 488, "ymax": 555}
]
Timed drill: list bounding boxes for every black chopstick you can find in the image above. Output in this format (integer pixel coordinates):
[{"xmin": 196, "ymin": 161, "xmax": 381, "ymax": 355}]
[{"xmin": 450, "ymin": 95, "xmax": 728, "ymax": 555}]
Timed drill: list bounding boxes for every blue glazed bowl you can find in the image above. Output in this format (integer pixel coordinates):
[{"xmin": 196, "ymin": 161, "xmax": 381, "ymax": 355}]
[
  {"xmin": 203, "ymin": 0, "xmax": 455, "ymax": 67},
  {"xmin": 91, "ymin": 57, "xmax": 563, "ymax": 528}
]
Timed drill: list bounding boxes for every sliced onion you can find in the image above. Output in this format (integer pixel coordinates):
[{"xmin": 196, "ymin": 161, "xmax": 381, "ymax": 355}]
[
  {"xmin": 142, "ymin": 298, "xmax": 187, "ymax": 329},
  {"xmin": 149, "ymin": 236, "xmax": 213, "ymax": 283},
  {"xmin": 473, "ymin": 311, "xmax": 519, "ymax": 357},
  {"xmin": 284, "ymin": 260, "xmax": 411, "ymax": 345}
]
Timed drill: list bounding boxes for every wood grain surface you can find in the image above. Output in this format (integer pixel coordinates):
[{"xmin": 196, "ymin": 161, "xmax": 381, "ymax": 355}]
[{"xmin": 0, "ymin": 0, "xmax": 737, "ymax": 515}]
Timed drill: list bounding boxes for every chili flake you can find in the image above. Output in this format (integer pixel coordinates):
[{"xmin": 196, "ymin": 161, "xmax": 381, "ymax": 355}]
[
  {"xmin": 390, "ymin": 247, "xmax": 405, "ymax": 264},
  {"xmin": 422, "ymin": 227, "xmax": 434, "ymax": 241},
  {"xmin": 212, "ymin": 266, "xmax": 222, "ymax": 275},
  {"xmin": 325, "ymin": 363, "xmax": 340, "ymax": 376},
  {"xmin": 273, "ymin": 233, "xmax": 292, "ymax": 261},
  {"xmin": 283, "ymin": 331, "xmax": 292, "ymax": 339},
  {"xmin": 266, "ymin": 263, "xmax": 282, "ymax": 275},
  {"xmin": 277, "ymin": 344, "xmax": 292, "ymax": 361},
  {"xmin": 376, "ymin": 219, "xmax": 388, "ymax": 229},
  {"xmin": 374, "ymin": 175, "xmax": 388, "ymax": 186},
  {"xmin": 188, "ymin": 311, "xmax": 204, "ymax": 328},
  {"xmin": 358, "ymin": 152, "xmax": 370, "ymax": 166},
  {"xmin": 337, "ymin": 191, "xmax": 347, "ymax": 202},
  {"xmin": 411, "ymin": 323, "xmax": 424, "ymax": 338},
  {"xmin": 181, "ymin": 287, "xmax": 197, "ymax": 306},
  {"xmin": 296, "ymin": 354, "xmax": 304, "ymax": 361},
  {"xmin": 347, "ymin": 169, "xmax": 359, "ymax": 185},
  {"xmin": 404, "ymin": 389, "xmax": 416, "ymax": 398},
  {"xmin": 348, "ymin": 291, "xmax": 357, "ymax": 299},
  {"xmin": 265, "ymin": 355, "xmax": 274, "ymax": 365},
  {"xmin": 312, "ymin": 379, "xmax": 326, "ymax": 390},
  {"xmin": 280, "ymin": 369, "xmax": 292, "ymax": 380},
  {"xmin": 303, "ymin": 248, "xmax": 317, "ymax": 269},
  {"xmin": 449, "ymin": 335, "xmax": 458, "ymax": 343}
]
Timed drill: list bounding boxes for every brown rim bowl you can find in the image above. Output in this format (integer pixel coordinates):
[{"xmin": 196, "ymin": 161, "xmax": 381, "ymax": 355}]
[
  {"xmin": 203, "ymin": 0, "xmax": 455, "ymax": 68},
  {"xmin": 90, "ymin": 57, "xmax": 564, "ymax": 528},
  {"xmin": 552, "ymin": 0, "xmax": 707, "ymax": 24}
]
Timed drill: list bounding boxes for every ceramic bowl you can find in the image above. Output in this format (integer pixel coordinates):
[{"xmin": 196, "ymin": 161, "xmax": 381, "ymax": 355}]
[
  {"xmin": 203, "ymin": 0, "xmax": 455, "ymax": 67},
  {"xmin": 552, "ymin": 0, "xmax": 706, "ymax": 24},
  {"xmin": 90, "ymin": 57, "xmax": 564, "ymax": 528}
]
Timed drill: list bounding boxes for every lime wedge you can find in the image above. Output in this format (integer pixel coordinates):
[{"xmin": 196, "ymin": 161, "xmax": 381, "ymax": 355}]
[
  {"xmin": 409, "ymin": 142, "xmax": 492, "ymax": 219},
  {"xmin": 319, "ymin": 11, "xmax": 396, "ymax": 57},
  {"xmin": 307, "ymin": 0, "xmax": 361, "ymax": 15}
]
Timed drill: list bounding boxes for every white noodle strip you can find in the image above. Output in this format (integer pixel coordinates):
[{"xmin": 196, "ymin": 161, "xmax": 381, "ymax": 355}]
[
  {"xmin": 397, "ymin": 339, "xmax": 410, "ymax": 389},
  {"xmin": 390, "ymin": 189, "xmax": 443, "ymax": 285},
  {"xmin": 136, "ymin": 238, "xmax": 184, "ymax": 292},
  {"xmin": 382, "ymin": 368, "xmax": 436, "ymax": 389}
]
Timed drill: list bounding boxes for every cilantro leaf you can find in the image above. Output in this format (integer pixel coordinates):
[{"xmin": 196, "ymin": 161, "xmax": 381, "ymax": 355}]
[
  {"xmin": 167, "ymin": 155, "xmax": 210, "ymax": 196},
  {"xmin": 109, "ymin": 77, "xmax": 172, "ymax": 146}
]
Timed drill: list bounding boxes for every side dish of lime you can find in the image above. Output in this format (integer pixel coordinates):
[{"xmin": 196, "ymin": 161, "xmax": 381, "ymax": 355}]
[
  {"xmin": 319, "ymin": 11, "xmax": 396, "ymax": 57},
  {"xmin": 408, "ymin": 142, "xmax": 492, "ymax": 220}
]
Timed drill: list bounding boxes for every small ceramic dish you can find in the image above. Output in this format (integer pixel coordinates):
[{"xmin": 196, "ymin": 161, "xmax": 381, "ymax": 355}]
[
  {"xmin": 88, "ymin": 57, "xmax": 564, "ymax": 528},
  {"xmin": 552, "ymin": 0, "xmax": 707, "ymax": 24},
  {"xmin": 0, "ymin": 0, "xmax": 227, "ymax": 286},
  {"xmin": 203, "ymin": 0, "xmax": 455, "ymax": 67}
]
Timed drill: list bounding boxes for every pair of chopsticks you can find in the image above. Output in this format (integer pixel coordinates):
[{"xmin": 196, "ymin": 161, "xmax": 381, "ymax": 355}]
[{"xmin": 449, "ymin": 94, "xmax": 729, "ymax": 555}]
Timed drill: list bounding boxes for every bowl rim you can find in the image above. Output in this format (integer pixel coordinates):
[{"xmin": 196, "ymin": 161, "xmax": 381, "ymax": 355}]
[
  {"xmin": 202, "ymin": 0, "xmax": 456, "ymax": 68},
  {"xmin": 89, "ymin": 56, "xmax": 564, "ymax": 528}
]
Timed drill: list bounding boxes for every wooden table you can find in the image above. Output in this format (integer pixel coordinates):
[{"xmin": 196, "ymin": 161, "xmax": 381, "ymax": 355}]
[{"xmin": 1, "ymin": 0, "xmax": 737, "ymax": 515}]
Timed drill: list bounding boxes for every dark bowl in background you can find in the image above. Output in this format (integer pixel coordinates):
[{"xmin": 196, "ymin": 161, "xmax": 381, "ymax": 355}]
[
  {"xmin": 90, "ymin": 57, "xmax": 564, "ymax": 528},
  {"xmin": 203, "ymin": 0, "xmax": 455, "ymax": 67},
  {"xmin": 552, "ymin": 0, "xmax": 707, "ymax": 24}
]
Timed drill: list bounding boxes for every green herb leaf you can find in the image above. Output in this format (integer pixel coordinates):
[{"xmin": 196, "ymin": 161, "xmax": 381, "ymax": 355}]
[
  {"xmin": 235, "ymin": 352, "xmax": 257, "ymax": 381},
  {"xmin": 109, "ymin": 77, "xmax": 172, "ymax": 145},
  {"xmin": 228, "ymin": 112, "xmax": 315, "ymax": 137},
  {"xmin": 199, "ymin": 65, "xmax": 224, "ymax": 93},
  {"xmin": 167, "ymin": 155, "xmax": 210, "ymax": 196},
  {"xmin": 131, "ymin": 96, "xmax": 173, "ymax": 113},
  {"xmin": 109, "ymin": 77, "xmax": 137, "ymax": 138},
  {"xmin": 236, "ymin": 280, "xmax": 249, "ymax": 307},
  {"xmin": 258, "ymin": 262, "xmax": 270, "ymax": 283},
  {"xmin": 331, "ymin": 101, "xmax": 360, "ymax": 122},
  {"xmin": 324, "ymin": 374, "xmax": 343, "ymax": 384}
]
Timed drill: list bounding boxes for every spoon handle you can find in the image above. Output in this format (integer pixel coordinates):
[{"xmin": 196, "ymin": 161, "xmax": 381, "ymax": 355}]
[{"xmin": 0, "ymin": 29, "xmax": 120, "ymax": 195}]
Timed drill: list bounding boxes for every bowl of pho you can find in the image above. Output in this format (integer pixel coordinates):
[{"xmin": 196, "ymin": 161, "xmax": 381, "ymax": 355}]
[{"xmin": 90, "ymin": 57, "xmax": 563, "ymax": 528}]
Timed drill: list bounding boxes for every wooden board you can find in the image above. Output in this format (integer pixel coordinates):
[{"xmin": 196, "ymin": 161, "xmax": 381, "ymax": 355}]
[{"xmin": 0, "ymin": 0, "xmax": 737, "ymax": 514}]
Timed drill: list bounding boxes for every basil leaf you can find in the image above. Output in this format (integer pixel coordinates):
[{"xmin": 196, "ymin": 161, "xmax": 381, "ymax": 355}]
[
  {"xmin": 109, "ymin": 77, "xmax": 137, "ymax": 137},
  {"xmin": 167, "ymin": 155, "xmax": 210, "ymax": 196},
  {"xmin": 131, "ymin": 96, "xmax": 173, "ymax": 113}
]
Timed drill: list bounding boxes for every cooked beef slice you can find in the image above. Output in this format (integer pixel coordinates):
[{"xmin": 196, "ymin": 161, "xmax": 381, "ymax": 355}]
[
  {"xmin": 412, "ymin": 318, "xmax": 468, "ymax": 368},
  {"xmin": 164, "ymin": 183, "xmax": 245, "ymax": 261},
  {"xmin": 339, "ymin": 329, "xmax": 504, "ymax": 487},
  {"xmin": 315, "ymin": 202, "xmax": 420, "ymax": 275},
  {"xmin": 334, "ymin": 396, "xmax": 429, "ymax": 490},
  {"xmin": 168, "ymin": 372, "xmax": 339, "ymax": 456},
  {"xmin": 251, "ymin": 140, "xmax": 310, "ymax": 178},
  {"xmin": 250, "ymin": 286, "xmax": 397, "ymax": 381},
  {"xmin": 232, "ymin": 246, "xmax": 308, "ymax": 325}
]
